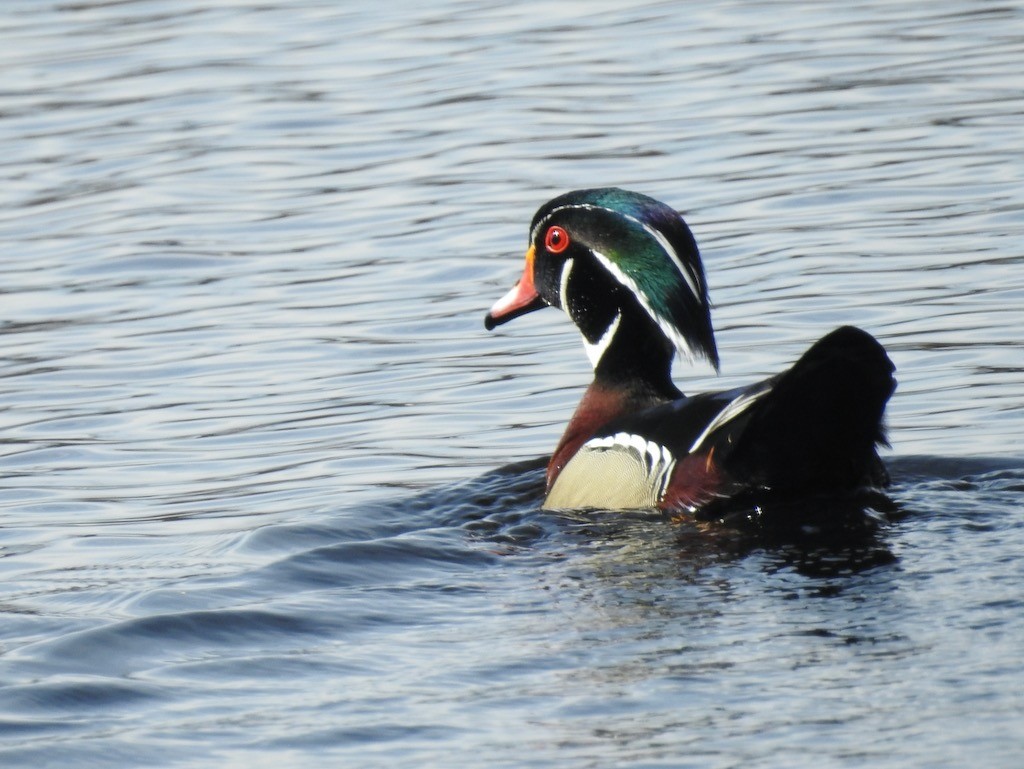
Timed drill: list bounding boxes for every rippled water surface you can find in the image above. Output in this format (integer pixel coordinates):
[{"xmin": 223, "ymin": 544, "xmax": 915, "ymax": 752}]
[{"xmin": 2, "ymin": 1, "xmax": 1023, "ymax": 767}]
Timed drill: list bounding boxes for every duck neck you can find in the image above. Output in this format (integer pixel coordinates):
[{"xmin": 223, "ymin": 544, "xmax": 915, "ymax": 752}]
[
  {"xmin": 547, "ymin": 316, "xmax": 682, "ymax": 489},
  {"xmin": 592, "ymin": 312, "xmax": 680, "ymax": 397}
]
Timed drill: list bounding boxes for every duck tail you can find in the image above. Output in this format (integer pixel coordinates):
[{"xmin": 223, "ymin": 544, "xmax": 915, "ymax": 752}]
[{"xmin": 729, "ymin": 326, "xmax": 896, "ymax": 490}]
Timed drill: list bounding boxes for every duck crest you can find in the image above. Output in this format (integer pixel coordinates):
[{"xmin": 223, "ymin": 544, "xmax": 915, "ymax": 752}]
[{"xmin": 530, "ymin": 188, "xmax": 720, "ymax": 371}]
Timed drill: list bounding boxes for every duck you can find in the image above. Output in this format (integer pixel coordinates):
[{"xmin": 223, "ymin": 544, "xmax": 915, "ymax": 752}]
[{"xmin": 484, "ymin": 188, "xmax": 895, "ymax": 517}]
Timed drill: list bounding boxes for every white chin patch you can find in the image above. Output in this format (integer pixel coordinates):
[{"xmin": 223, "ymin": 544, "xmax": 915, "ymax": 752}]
[{"xmin": 583, "ymin": 311, "xmax": 622, "ymax": 368}]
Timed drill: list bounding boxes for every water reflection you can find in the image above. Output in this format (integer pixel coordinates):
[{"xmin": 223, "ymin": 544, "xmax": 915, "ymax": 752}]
[{"xmin": 2, "ymin": 0, "xmax": 1024, "ymax": 766}]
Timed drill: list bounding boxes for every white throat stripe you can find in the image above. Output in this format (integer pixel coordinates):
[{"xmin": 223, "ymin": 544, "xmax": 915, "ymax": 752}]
[{"xmin": 583, "ymin": 311, "xmax": 621, "ymax": 368}]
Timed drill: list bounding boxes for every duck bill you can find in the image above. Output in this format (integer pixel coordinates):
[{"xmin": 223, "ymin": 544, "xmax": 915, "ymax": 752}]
[{"xmin": 484, "ymin": 246, "xmax": 546, "ymax": 329}]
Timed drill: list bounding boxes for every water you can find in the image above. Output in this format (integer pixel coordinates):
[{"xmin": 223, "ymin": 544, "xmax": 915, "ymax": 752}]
[{"xmin": 1, "ymin": 1, "xmax": 1023, "ymax": 766}]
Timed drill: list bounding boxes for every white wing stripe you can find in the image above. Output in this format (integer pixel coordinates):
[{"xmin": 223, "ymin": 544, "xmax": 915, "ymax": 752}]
[{"xmin": 688, "ymin": 386, "xmax": 771, "ymax": 453}]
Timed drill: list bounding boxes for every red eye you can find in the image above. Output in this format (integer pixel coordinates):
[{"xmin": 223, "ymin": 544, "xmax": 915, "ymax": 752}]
[{"xmin": 544, "ymin": 225, "xmax": 570, "ymax": 254}]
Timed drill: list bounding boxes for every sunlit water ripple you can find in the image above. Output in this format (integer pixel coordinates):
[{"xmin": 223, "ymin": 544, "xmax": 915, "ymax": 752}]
[{"xmin": 0, "ymin": 1, "xmax": 1022, "ymax": 767}]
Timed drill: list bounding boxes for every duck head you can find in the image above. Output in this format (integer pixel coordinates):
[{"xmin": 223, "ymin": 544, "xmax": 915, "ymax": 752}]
[{"xmin": 485, "ymin": 188, "xmax": 720, "ymax": 377}]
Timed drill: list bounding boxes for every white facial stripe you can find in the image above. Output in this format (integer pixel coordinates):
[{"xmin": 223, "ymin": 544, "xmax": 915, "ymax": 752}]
[
  {"xmin": 558, "ymin": 258, "xmax": 573, "ymax": 311},
  {"xmin": 688, "ymin": 385, "xmax": 772, "ymax": 453},
  {"xmin": 591, "ymin": 250, "xmax": 696, "ymax": 362},
  {"xmin": 530, "ymin": 202, "xmax": 703, "ymax": 301},
  {"xmin": 557, "ymin": 251, "xmax": 618, "ymax": 368},
  {"xmin": 530, "ymin": 204, "xmax": 575, "ymax": 243},
  {"xmin": 582, "ymin": 310, "xmax": 621, "ymax": 368},
  {"xmin": 638, "ymin": 220, "xmax": 702, "ymax": 300}
]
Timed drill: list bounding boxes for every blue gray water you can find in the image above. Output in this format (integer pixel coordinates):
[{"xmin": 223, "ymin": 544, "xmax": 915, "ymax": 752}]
[{"xmin": 1, "ymin": 1, "xmax": 1022, "ymax": 767}]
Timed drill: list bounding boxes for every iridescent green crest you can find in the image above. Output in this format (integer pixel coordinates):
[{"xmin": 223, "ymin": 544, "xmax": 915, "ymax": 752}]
[{"xmin": 531, "ymin": 188, "xmax": 719, "ymax": 369}]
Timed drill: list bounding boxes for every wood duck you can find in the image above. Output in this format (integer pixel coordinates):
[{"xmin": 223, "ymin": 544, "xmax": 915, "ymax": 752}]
[{"xmin": 484, "ymin": 188, "xmax": 895, "ymax": 516}]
